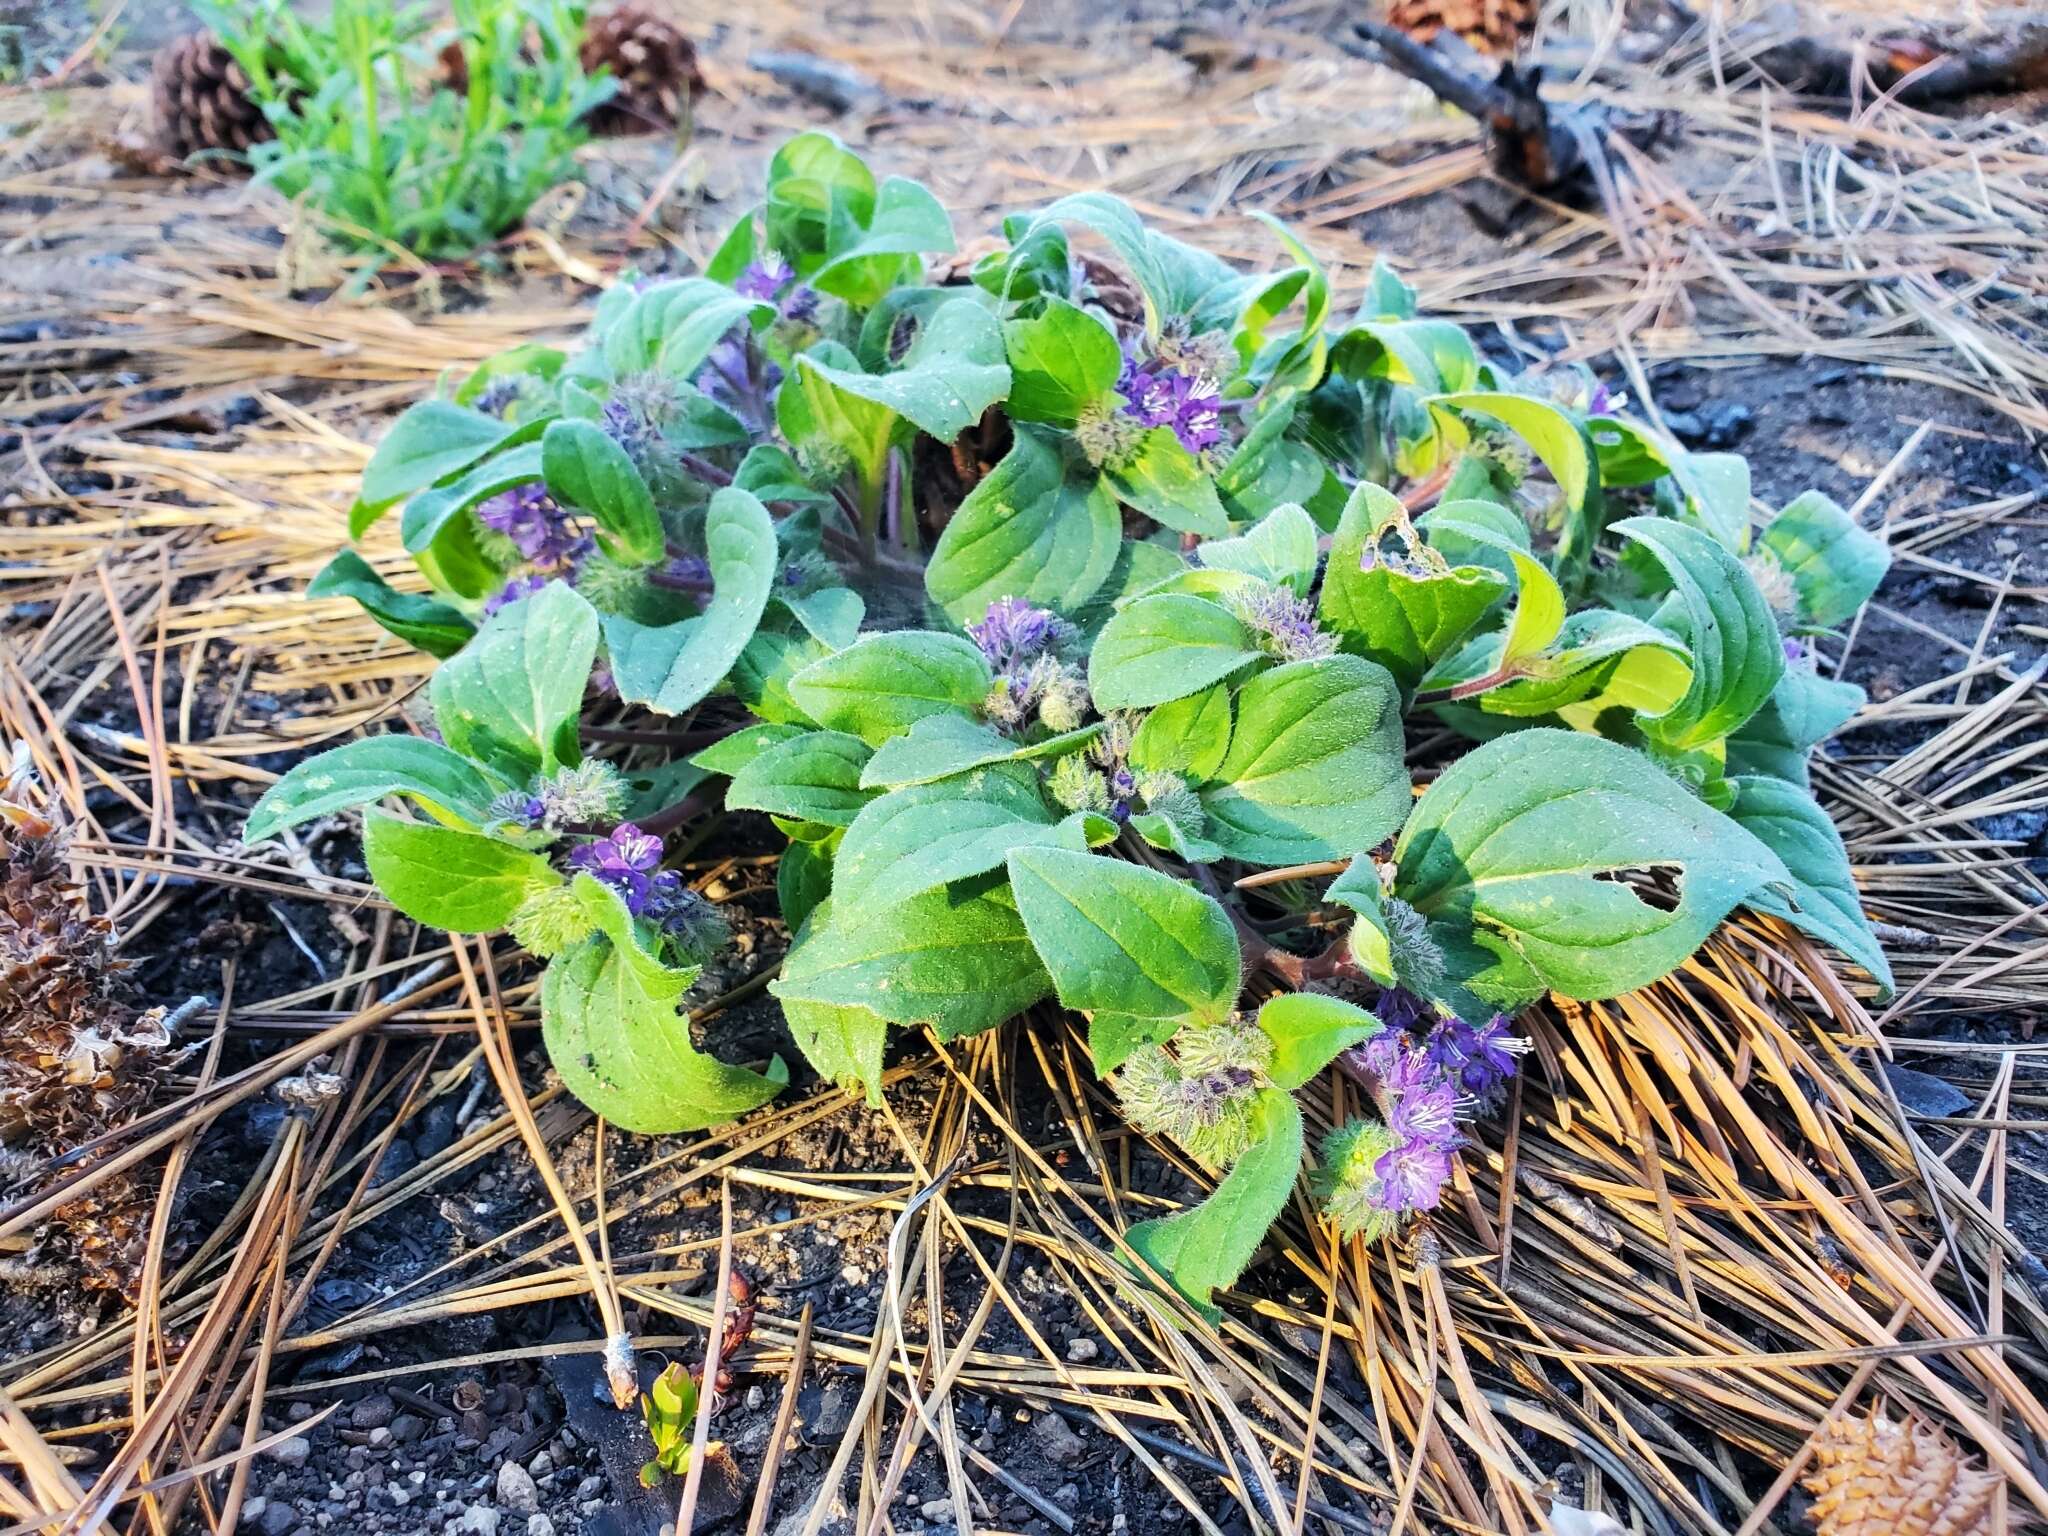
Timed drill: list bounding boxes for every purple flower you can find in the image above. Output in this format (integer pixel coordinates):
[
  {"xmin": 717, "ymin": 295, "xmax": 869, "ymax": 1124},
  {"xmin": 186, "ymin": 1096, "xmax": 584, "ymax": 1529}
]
[
  {"xmin": 1586, "ymin": 381, "xmax": 1614, "ymax": 416},
  {"xmin": 734, "ymin": 253, "xmax": 793, "ymax": 302},
  {"xmin": 1426, "ymin": 1014, "xmax": 1527, "ymax": 1108},
  {"xmin": 478, "ymin": 485, "xmax": 590, "ymax": 575},
  {"xmin": 1373, "ymin": 1134, "xmax": 1455, "ymax": 1211},
  {"xmin": 482, "ymin": 572, "xmax": 551, "ymax": 616},
  {"xmin": 1119, "ymin": 355, "xmax": 1223, "ymax": 456},
  {"xmin": 968, "ymin": 596, "xmax": 1068, "ymax": 671},
  {"xmin": 1372, "ymin": 985, "xmax": 1436, "ymax": 1034},
  {"xmin": 473, "ymin": 377, "xmax": 522, "ymax": 418},
  {"xmin": 569, "ymin": 822, "xmax": 666, "ymax": 913},
  {"xmin": 489, "ymin": 791, "xmax": 548, "ymax": 829}
]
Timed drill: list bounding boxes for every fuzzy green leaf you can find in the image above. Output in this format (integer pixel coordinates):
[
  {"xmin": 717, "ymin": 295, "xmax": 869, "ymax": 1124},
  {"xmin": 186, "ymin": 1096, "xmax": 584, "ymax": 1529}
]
[
  {"xmin": 428, "ymin": 580, "xmax": 598, "ymax": 783},
  {"xmin": 924, "ymin": 427, "xmax": 1122, "ymax": 624},
  {"xmin": 541, "ymin": 876, "xmax": 785, "ymax": 1133},
  {"xmin": 1129, "ymin": 684, "xmax": 1232, "ymax": 782},
  {"xmin": 1087, "ymin": 594, "xmax": 1261, "ymax": 710},
  {"xmin": 1194, "ymin": 503, "xmax": 1320, "ymax": 594},
  {"xmin": 354, "ymin": 401, "xmax": 533, "ymax": 529},
  {"xmin": 1124, "ymin": 1089, "xmax": 1301, "ymax": 1320},
  {"xmin": 771, "ymin": 888, "xmax": 1050, "ymax": 1040},
  {"xmin": 1760, "ymin": 491, "xmax": 1890, "ymax": 630},
  {"xmin": 1724, "ymin": 669, "xmax": 1865, "ymax": 787},
  {"xmin": 247, "ymin": 736, "xmax": 503, "ymax": 844},
  {"xmin": 859, "ymin": 713, "xmax": 1098, "ymax": 790},
  {"xmin": 540, "ymin": 420, "xmax": 663, "ymax": 565},
  {"xmin": 1199, "ymin": 655, "xmax": 1409, "ymax": 866},
  {"xmin": 1392, "ymin": 729, "xmax": 1791, "ymax": 1013},
  {"xmin": 788, "ymin": 631, "xmax": 993, "ymax": 746},
  {"xmin": 794, "ymin": 298, "xmax": 1011, "ymax": 446},
  {"xmin": 1006, "ymin": 847, "xmax": 1241, "ymax": 1024},
  {"xmin": 1617, "ymin": 516, "xmax": 1784, "ymax": 752},
  {"xmin": 1728, "ymin": 776, "xmax": 1893, "ymax": 994},
  {"xmin": 835, "ymin": 769, "xmax": 1064, "ymax": 910},
  {"xmin": 1256, "ymin": 992, "xmax": 1382, "ymax": 1091},
  {"xmin": 725, "ymin": 730, "xmax": 874, "ymax": 828},
  {"xmin": 781, "ymin": 994, "xmax": 888, "ymax": 1105},
  {"xmin": 604, "ymin": 487, "xmax": 779, "ymax": 715},
  {"xmin": 1003, "ymin": 299, "xmax": 1122, "ymax": 424},
  {"xmin": 308, "ymin": 550, "xmax": 474, "ymax": 659},
  {"xmin": 399, "ymin": 442, "xmax": 543, "ymax": 556},
  {"xmin": 362, "ymin": 812, "xmax": 561, "ymax": 934},
  {"xmin": 1103, "ymin": 428, "xmax": 1229, "ymax": 535}
]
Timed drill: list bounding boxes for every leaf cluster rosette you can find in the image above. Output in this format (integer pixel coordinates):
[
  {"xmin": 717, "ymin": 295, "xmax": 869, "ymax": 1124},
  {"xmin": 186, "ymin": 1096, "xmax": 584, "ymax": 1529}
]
[{"xmin": 248, "ymin": 132, "xmax": 1895, "ymax": 1317}]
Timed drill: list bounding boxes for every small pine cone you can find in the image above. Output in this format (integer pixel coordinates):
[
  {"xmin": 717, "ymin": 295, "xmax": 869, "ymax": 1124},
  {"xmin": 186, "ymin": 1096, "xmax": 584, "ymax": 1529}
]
[
  {"xmin": 1803, "ymin": 1409, "xmax": 1998, "ymax": 1536},
  {"xmin": 1384, "ymin": 0, "xmax": 1536, "ymax": 58},
  {"xmin": 49, "ymin": 1174, "xmax": 165, "ymax": 1303},
  {"xmin": 579, "ymin": 8, "xmax": 705, "ymax": 137},
  {"xmin": 150, "ymin": 31, "xmax": 272, "ymax": 162}
]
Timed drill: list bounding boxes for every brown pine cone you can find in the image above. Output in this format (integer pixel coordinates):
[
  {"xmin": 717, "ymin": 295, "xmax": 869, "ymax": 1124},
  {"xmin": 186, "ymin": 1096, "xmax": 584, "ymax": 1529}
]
[
  {"xmin": 579, "ymin": 7, "xmax": 705, "ymax": 137},
  {"xmin": 1803, "ymin": 1410, "xmax": 1998, "ymax": 1536},
  {"xmin": 1385, "ymin": 0, "xmax": 1536, "ymax": 58},
  {"xmin": 150, "ymin": 31, "xmax": 272, "ymax": 162}
]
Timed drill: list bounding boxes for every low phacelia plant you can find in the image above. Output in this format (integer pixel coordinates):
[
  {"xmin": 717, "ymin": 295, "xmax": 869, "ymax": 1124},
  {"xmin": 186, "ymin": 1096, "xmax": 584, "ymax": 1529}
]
[{"xmin": 248, "ymin": 133, "xmax": 1894, "ymax": 1317}]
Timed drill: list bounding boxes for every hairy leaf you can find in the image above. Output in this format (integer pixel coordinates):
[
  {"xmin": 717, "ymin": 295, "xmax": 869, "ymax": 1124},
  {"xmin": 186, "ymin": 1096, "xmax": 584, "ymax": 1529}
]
[
  {"xmin": 309, "ymin": 550, "xmax": 474, "ymax": 659},
  {"xmin": 362, "ymin": 813, "xmax": 560, "ymax": 934},
  {"xmin": 725, "ymin": 730, "xmax": 874, "ymax": 827},
  {"xmin": 788, "ymin": 631, "xmax": 993, "ymax": 746},
  {"xmin": 1729, "ymin": 776, "xmax": 1893, "ymax": 994},
  {"xmin": 428, "ymin": 580, "xmax": 598, "ymax": 782},
  {"xmin": 247, "ymin": 736, "xmax": 503, "ymax": 844},
  {"xmin": 1088, "ymin": 594, "xmax": 1261, "ymax": 710},
  {"xmin": 1760, "ymin": 491, "xmax": 1890, "ymax": 630},
  {"xmin": 1256, "ymin": 992, "xmax": 1382, "ymax": 1091}
]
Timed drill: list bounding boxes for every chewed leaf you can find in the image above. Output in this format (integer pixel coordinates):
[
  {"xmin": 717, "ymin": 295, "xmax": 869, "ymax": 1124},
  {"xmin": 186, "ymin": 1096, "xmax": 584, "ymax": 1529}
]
[
  {"xmin": 541, "ymin": 875, "xmax": 784, "ymax": 1133},
  {"xmin": 1393, "ymin": 729, "xmax": 1790, "ymax": 1014}
]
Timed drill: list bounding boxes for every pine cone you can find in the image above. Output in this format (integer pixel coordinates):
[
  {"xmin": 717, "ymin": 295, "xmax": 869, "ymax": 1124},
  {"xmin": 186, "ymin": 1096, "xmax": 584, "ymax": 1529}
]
[
  {"xmin": 579, "ymin": 8, "xmax": 705, "ymax": 137},
  {"xmin": 2, "ymin": 771, "xmax": 179, "ymax": 1302},
  {"xmin": 1803, "ymin": 1410, "xmax": 1998, "ymax": 1536},
  {"xmin": 150, "ymin": 31, "xmax": 272, "ymax": 162},
  {"xmin": 1385, "ymin": 0, "xmax": 1537, "ymax": 58}
]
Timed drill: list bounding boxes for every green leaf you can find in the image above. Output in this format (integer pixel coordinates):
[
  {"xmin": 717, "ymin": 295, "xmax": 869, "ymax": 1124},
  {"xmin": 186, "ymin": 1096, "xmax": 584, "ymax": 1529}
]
[
  {"xmin": 734, "ymin": 443, "xmax": 835, "ymax": 507},
  {"xmin": 1006, "ymin": 847, "xmax": 1241, "ymax": 1024},
  {"xmin": 1088, "ymin": 594, "xmax": 1261, "ymax": 711},
  {"xmin": 542, "ymin": 876, "xmax": 784, "ymax": 1133},
  {"xmin": 541, "ymin": 420, "xmax": 663, "ymax": 565},
  {"xmin": 1019, "ymin": 192, "xmax": 1168, "ymax": 332},
  {"xmin": 781, "ymin": 994, "xmax": 888, "ymax": 1104},
  {"xmin": 1200, "ymin": 656, "xmax": 1409, "ymax": 865},
  {"xmin": 362, "ymin": 813, "xmax": 560, "ymax": 934},
  {"xmin": 859, "ymin": 713, "xmax": 1099, "ymax": 790},
  {"xmin": 1393, "ymin": 729, "xmax": 1791, "ymax": 1012},
  {"xmin": 777, "ymin": 587, "xmax": 866, "ymax": 650},
  {"xmin": 1673, "ymin": 451, "xmax": 1752, "ymax": 552},
  {"xmin": 731, "ymin": 625, "xmax": 831, "ymax": 725},
  {"xmin": 1472, "ymin": 610, "xmax": 1694, "ymax": 720},
  {"xmin": 1090, "ymin": 1013, "xmax": 1180, "ymax": 1075},
  {"xmin": 428, "ymin": 581, "xmax": 597, "ymax": 782},
  {"xmin": 1125, "ymin": 1089, "xmax": 1301, "ymax": 1320},
  {"xmin": 1003, "ymin": 299, "xmax": 1122, "ymax": 425},
  {"xmin": 924, "ymin": 427, "xmax": 1122, "ymax": 624},
  {"xmin": 246, "ymin": 736, "xmax": 502, "ymax": 844},
  {"xmin": 354, "ymin": 401, "xmax": 529, "ymax": 530},
  {"xmin": 1498, "ymin": 550, "xmax": 1566, "ymax": 666},
  {"xmin": 1617, "ymin": 516, "xmax": 1785, "ymax": 752},
  {"xmin": 1326, "ymin": 863, "xmax": 1397, "ymax": 985},
  {"xmin": 1318, "ymin": 484, "xmax": 1507, "ymax": 693},
  {"xmin": 1728, "ymin": 776, "xmax": 1893, "ymax": 994},
  {"xmin": 1331, "ymin": 319, "xmax": 1478, "ymax": 394},
  {"xmin": 725, "ymin": 731, "xmax": 874, "ymax": 828},
  {"xmin": 308, "ymin": 550, "xmax": 474, "ymax": 659},
  {"xmin": 771, "ymin": 888, "xmax": 1050, "ymax": 1040},
  {"xmin": 1761, "ymin": 491, "xmax": 1890, "ymax": 629},
  {"xmin": 835, "ymin": 770, "xmax": 1063, "ymax": 909},
  {"xmin": 1130, "ymin": 684, "xmax": 1232, "ymax": 782},
  {"xmin": 689, "ymin": 722, "xmax": 808, "ymax": 778},
  {"xmin": 604, "ymin": 487, "xmax": 779, "ymax": 715},
  {"xmin": 1432, "ymin": 392, "xmax": 1594, "ymax": 512},
  {"xmin": 1725, "ymin": 669, "xmax": 1864, "ymax": 787},
  {"xmin": 1194, "ymin": 503, "xmax": 1319, "ymax": 594},
  {"xmin": 776, "ymin": 836, "xmax": 835, "ymax": 938},
  {"xmin": 604, "ymin": 278, "xmax": 773, "ymax": 381},
  {"xmin": 1256, "ymin": 992, "xmax": 1382, "ymax": 1091},
  {"xmin": 794, "ymin": 298, "xmax": 1011, "ymax": 446},
  {"xmin": 399, "ymin": 442, "xmax": 544, "ymax": 556},
  {"xmin": 788, "ymin": 631, "xmax": 993, "ymax": 747},
  {"xmin": 766, "ymin": 132, "xmax": 878, "ymax": 268},
  {"xmin": 811, "ymin": 176, "xmax": 956, "ymax": 308},
  {"xmin": 1103, "ymin": 429, "xmax": 1229, "ymax": 536}
]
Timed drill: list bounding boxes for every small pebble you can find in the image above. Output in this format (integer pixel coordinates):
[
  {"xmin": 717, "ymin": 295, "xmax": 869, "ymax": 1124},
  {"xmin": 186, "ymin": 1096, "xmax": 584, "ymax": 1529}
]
[
  {"xmin": 527, "ymin": 1518, "xmax": 556, "ymax": 1536},
  {"xmin": 268, "ymin": 1437, "xmax": 312, "ymax": 1470},
  {"xmin": 1065, "ymin": 1338, "xmax": 1098, "ymax": 1363},
  {"xmin": 459, "ymin": 1507, "xmax": 501, "ymax": 1536},
  {"xmin": 920, "ymin": 1499, "xmax": 956, "ymax": 1525},
  {"xmin": 496, "ymin": 1462, "xmax": 539, "ymax": 1513}
]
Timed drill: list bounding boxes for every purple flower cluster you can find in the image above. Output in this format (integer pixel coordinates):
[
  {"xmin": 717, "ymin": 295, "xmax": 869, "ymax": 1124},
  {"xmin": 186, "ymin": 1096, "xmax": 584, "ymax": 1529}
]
[
  {"xmin": 569, "ymin": 822, "xmax": 668, "ymax": 912},
  {"xmin": 1424, "ymin": 1013, "xmax": 1526, "ymax": 1112},
  {"xmin": 1348, "ymin": 1032, "xmax": 1465, "ymax": 1213},
  {"xmin": 478, "ymin": 484, "xmax": 591, "ymax": 576},
  {"xmin": 1118, "ymin": 355, "xmax": 1224, "ymax": 456},
  {"xmin": 734, "ymin": 253, "xmax": 820, "ymax": 324},
  {"xmin": 969, "ymin": 596, "xmax": 1069, "ymax": 672},
  {"xmin": 1226, "ymin": 583, "xmax": 1337, "ymax": 663}
]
